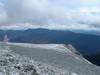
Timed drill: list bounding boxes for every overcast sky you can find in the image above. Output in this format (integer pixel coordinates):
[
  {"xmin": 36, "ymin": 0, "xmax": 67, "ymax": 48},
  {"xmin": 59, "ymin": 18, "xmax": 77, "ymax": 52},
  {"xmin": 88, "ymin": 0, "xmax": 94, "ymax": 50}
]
[{"xmin": 0, "ymin": 0, "xmax": 100, "ymax": 30}]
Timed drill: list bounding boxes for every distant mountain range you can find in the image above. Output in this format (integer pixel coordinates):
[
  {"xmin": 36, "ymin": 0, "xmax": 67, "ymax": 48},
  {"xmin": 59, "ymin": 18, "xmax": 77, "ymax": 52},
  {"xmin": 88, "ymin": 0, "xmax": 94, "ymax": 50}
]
[{"xmin": 0, "ymin": 28, "xmax": 100, "ymax": 55}]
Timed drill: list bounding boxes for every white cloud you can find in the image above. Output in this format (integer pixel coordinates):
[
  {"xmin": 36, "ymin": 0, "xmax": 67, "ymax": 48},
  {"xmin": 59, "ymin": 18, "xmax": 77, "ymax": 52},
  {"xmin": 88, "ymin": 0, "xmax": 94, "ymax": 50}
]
[
  {"xmin": 61, "ymin": 0, "xmax": 100, "ymax": 8},
  {"xmin": 0, "ymin": 2, "xmax": 7, "ymax": 26},
  {"xmin": 0, "ymin": 0, "xmax": 100, "ymax": 30},
  {"xmin": 1, "ymin": 23, "xmax": 100, "ymax": 32}
]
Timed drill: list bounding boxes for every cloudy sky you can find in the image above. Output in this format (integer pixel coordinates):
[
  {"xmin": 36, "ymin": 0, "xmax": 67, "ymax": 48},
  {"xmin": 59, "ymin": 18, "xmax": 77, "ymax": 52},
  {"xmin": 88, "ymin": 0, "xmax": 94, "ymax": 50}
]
[{"xmin": 0, "ymin": 0, "xmax": 100, "ymax": 30}]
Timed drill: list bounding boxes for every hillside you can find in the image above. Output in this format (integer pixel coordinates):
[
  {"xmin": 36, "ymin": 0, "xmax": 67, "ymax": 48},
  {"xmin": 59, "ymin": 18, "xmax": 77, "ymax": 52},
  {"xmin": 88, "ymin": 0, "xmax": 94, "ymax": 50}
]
[
  {"xmin": 0, "ymin": 42, "xmax": 100, "ymax": 75},
  {"xmin": 84, "ymin": 53, "xmax": 100, "ymax": 66},
  {"xmin": 0, "ymin": 29, "xmax": 100, "ymax": 54}
]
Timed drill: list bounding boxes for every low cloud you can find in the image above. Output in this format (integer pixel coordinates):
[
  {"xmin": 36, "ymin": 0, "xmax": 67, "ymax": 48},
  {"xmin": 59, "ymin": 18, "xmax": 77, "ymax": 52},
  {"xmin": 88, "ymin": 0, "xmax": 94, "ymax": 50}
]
[
  {"xmin": 0, "ymin": 0, "xmax": 100, "ymax": 30},
  {"xmin": 0, "ymin": 2, "xmax": 7, "ymax": 26}
]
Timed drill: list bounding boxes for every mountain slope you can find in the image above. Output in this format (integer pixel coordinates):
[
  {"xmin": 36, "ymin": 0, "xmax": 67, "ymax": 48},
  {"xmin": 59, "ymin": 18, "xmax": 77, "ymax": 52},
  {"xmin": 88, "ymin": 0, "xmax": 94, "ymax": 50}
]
[
  {"xmin": 0, "ymin": 29, "xmax": 100, "ymax": 55},
  {"xmin": 0, "ymin": 42, "xmax": 100, "ymax": 75},
  {"xmin": 84, "ymin": 53, "xmax": 100, "ymax": 66},
  {"xmin": 0, "ymin": 44, "xmax": 67, "ymax": 75}
]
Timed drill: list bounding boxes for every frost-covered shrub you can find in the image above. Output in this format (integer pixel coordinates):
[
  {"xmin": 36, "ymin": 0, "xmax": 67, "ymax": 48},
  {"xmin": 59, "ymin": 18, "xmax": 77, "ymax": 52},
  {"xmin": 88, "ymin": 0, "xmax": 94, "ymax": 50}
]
[{"xmin": 0, "ymin": 46, "xmax": 67, "ymax": 75}]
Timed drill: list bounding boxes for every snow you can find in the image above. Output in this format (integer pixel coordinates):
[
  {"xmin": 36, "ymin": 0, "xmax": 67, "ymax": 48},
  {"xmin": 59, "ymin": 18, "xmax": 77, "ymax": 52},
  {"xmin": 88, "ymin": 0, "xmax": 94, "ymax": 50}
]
[
  {"xmin": 0, "ymin": 42, "xmax": 100, "ymax": 75},
  {"xmin": 82, "ymin": 58, "xmax": 92, "ymax": 64},
  {"xmin": 72, "ymin": 73, "xmax": 78, "ymax": 75},
  {"xmin": 0, "ymin": 45, "xmax": 68, "ymax": 75},
  {"xmin": 8, "ymin": 43, "xmax": 72, "ymax": 53},
  {"xmin": 0, "ymin": 72, "xmax": 3, "ymax": 75}
]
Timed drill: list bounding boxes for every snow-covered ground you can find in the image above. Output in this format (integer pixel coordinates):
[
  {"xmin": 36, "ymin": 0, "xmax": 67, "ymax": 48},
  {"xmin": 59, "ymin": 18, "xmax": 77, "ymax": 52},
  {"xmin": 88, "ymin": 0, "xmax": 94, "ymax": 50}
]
[
  {"xmin": 8, "ymin": 43, "xmax": 73, "ymax": 53},
  {"xmin": 0, "ymin": 42, "xmax": 100, "ymax": 75},
  {"xmin": 0, "ymin": 46, "xmax": 68, "ymax": 75}
]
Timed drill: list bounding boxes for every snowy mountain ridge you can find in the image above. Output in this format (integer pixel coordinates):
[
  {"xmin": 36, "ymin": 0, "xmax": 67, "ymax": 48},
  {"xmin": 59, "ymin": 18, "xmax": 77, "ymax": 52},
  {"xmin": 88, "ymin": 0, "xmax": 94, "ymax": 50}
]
[
  {"xmin": 0, "ymin": 46, "xmax": 68, "ymax": 75},
  {"xmin": 0, "ymin": 42, "xmax": 100, "ymax": 75},
  {"xmin": 8, "ymin": 43, "xmax": 74, "ymax": 54},
  {"xmin": 7, "ymin": 43, "xmax": 92, "ymax": 64}
]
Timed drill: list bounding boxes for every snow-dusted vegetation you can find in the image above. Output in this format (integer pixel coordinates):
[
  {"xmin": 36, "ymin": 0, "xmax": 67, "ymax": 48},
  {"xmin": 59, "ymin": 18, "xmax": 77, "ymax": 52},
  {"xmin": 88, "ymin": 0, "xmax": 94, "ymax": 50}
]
[
  {"xmin": 0, "ymin": 46, "xmax": 69, "ymax": 75},
  {"xmin": 0, "ymin": 43, "xmax": 100, "ymax": 75}
]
